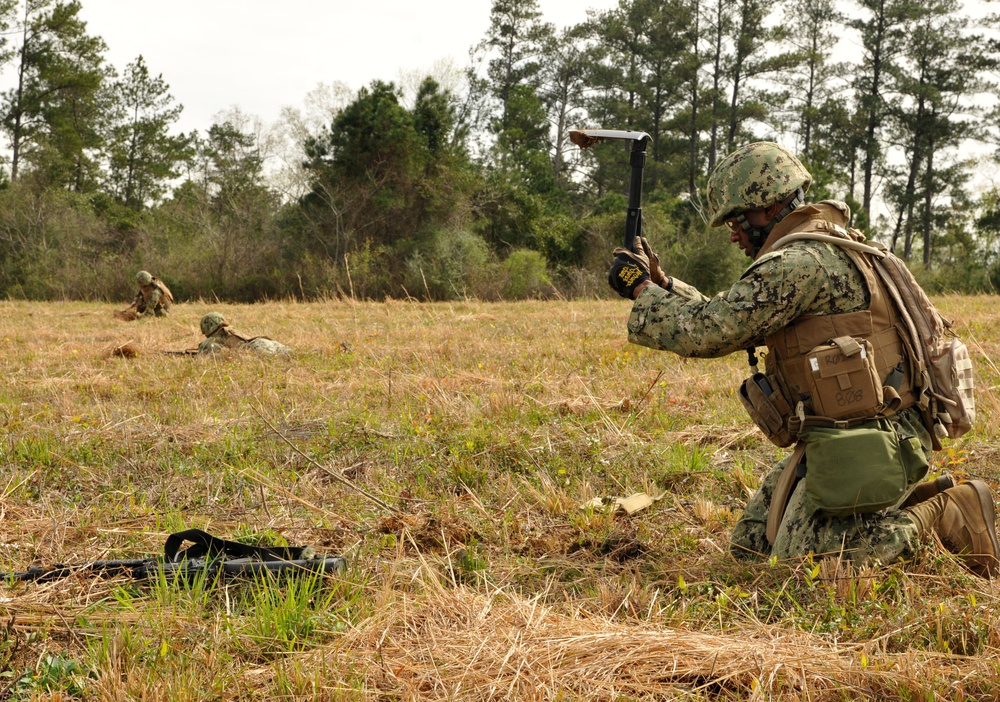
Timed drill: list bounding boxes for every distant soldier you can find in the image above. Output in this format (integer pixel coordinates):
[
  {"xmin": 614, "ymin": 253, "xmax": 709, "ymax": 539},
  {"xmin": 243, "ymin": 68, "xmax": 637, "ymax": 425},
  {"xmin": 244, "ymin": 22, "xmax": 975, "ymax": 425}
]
[
  {"xmin": 120, "ymin": 270, "xmax": 173, "ymax": 319},
  {"xmin": 198, "ymin": 312, "xmax": 291, "ymax": 356}
]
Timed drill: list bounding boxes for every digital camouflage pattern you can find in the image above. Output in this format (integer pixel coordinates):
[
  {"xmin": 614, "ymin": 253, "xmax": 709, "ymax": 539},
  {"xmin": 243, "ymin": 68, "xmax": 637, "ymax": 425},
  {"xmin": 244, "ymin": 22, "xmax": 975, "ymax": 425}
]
[
  {"xmin": 628, "ymin": 200, "xmax": 932, "ymax": 565},
  {"xmin": 198, "ymin": 335, "xmax": 291, "ymax": 356},
  {"xmin": 201, "ymin": 312, "xmax": 227, "ymax": 337},
  {"xmin": 706, "ymin": 142, "xmax": 812, "ymax": 226},
  {"xmin": 629, "ymin": 203, "xmax": 868, "ymax": 357},
  {"xmin": 730, "ymin": 406, "xmax": 929, "ymax": 564},
  {"xmin": 131, "ymin": 271, "xmax": 172, "ymax": 317},
  {"xmin": 133, "ymin": 283, "xmax": 169, "ymax": 317},
  {"xmin": 198, "ymin": 320, "xmax": 291, "ymax": 357}
]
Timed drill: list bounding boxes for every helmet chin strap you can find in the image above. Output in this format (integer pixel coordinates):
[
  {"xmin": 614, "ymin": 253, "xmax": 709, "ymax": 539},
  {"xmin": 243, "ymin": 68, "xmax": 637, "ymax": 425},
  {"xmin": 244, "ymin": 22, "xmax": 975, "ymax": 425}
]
[{"xmin": 734, "ymin": 188, "xmax": 806, "ymax": 258}]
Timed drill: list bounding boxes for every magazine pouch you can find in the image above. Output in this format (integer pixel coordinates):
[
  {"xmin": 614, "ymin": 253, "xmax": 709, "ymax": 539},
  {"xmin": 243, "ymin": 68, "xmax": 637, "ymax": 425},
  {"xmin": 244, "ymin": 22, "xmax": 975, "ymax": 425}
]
[{"xmin": 739, "ymin": 372, "xmax": 795, "ymax": 448}]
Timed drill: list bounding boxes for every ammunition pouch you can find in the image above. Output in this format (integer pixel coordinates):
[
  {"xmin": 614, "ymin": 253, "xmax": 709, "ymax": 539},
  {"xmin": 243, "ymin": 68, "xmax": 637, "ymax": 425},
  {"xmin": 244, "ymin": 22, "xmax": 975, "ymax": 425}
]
[
  {"xmin": 739, "ymin": 335, "xmax": 904, "ymax": 449},
  {"xmin": 739, "ymin": 372, "xmax": 796, "ymax": 448}
]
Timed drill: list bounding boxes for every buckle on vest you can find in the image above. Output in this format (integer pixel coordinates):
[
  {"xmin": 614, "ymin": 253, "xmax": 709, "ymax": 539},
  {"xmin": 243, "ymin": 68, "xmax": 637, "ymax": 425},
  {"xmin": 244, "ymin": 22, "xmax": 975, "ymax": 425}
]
[{"xmin": 834, "ymin": 419, "xmax": 850, "ymax": 429}]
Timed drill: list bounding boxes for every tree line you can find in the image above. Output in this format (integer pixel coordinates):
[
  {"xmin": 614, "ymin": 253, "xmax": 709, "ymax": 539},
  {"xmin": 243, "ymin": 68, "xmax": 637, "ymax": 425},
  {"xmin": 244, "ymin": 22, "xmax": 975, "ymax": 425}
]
[{"xmin": 1, "ymin": 0, "xmax": 999, "ymax": 303}]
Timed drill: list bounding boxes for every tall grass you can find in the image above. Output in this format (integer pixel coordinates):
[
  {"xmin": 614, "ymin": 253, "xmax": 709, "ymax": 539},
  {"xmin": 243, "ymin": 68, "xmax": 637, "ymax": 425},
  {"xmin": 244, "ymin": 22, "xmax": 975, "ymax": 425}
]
[{"xmin": 0, "ymin": 297, "xmax": 998, "ymax": 699}]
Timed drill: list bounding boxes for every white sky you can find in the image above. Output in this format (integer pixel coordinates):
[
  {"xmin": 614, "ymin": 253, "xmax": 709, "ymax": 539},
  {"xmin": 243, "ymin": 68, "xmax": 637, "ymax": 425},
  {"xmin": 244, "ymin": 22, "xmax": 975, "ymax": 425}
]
[{"xmin": 76, "ymin": 0, "xmax": 620, "ymax": 136}]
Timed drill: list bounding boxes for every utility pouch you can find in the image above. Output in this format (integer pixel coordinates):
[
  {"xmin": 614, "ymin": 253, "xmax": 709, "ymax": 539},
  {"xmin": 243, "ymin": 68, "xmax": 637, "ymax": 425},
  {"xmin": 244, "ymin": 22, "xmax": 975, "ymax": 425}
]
[
  {"xmin": 928, "ymin": 337, "xmax": 976, "ymax": 440},
  {"xmin": 800, "ymin": 418, "xmax": 929, "ymax": 517},
  {"xmin": 805, "ymin": 336, "xmax": 883, "ymax": 420},
  {"xmin": 739, "ymin": 372, "xmax": 795, "ymax": 448}
]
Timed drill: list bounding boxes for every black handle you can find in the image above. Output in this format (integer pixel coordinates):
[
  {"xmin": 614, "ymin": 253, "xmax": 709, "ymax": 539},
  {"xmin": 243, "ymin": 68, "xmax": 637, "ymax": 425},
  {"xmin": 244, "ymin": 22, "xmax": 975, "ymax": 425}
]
[{"xmin": 624, "ymin": 138, "xmax": 649, "ymax": 250}]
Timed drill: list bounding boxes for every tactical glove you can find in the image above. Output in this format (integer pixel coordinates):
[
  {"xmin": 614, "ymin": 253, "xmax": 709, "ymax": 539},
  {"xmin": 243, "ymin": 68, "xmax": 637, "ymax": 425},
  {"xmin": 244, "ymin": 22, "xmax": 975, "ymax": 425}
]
[
  {"xmin": 638, "ymin": 236, "xmax": 669, "ymax": 288},
  {"xmin": 612, "ymin": 239, "xmax": 670, "ymax": 288},
  {"xmin": 608, "ymin": 251, "xmax": 650, "ymax": 299}
]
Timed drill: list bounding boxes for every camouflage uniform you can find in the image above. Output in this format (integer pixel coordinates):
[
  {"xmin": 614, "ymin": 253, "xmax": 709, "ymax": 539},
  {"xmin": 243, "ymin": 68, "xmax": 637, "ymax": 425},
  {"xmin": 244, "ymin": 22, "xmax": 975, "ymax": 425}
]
[
  {"xmin": 627, "ymin": 201, "xmax": 930, "ymax": 566},
  {"xmin": 134, "ymin": 271, "xmax": 172, "ymax": 317},
  {"xmin": 198, "ymin": 312, "xmax": 291, "ymax": 357},
  {"xmin": 705, "ymin": 142, "xmax": 809, "ymax": 228}
]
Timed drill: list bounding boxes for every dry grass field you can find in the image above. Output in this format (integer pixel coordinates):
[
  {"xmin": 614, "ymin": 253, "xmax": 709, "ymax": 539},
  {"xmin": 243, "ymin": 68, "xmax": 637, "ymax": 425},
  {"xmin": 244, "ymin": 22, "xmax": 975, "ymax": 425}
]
[{"xmin": 1, "ymin": 296, "xmax": 999, "ymax": 700}]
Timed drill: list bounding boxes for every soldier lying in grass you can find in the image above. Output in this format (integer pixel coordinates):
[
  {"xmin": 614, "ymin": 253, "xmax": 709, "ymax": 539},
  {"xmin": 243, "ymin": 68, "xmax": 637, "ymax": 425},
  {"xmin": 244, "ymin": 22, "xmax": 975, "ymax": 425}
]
[{"xmin": 197, "ymin": 312, "xmax": 290, "ymax": 356}]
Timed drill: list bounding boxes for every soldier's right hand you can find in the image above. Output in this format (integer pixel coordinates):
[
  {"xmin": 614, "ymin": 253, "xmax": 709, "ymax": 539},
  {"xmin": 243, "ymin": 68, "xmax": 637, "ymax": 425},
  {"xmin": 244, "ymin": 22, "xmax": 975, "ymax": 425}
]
[{"xmin": 608, "ymin": 251, "xmax": 650, "ymax": 299}]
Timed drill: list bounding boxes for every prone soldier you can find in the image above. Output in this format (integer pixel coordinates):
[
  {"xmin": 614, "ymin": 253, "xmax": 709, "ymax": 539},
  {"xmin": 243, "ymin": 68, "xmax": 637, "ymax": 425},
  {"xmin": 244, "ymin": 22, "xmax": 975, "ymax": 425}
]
[{"xmin": 198, "ymin": 312, "xmax": 290, "ymax": 357}]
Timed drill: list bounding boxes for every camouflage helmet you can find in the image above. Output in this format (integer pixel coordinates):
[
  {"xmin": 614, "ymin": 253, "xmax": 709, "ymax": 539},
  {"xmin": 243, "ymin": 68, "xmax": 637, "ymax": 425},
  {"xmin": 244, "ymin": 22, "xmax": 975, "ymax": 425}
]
[
  {"xmin": 706, "ymin": 142, "xmax": 812, "ymax": 227},
  {"xmin": 135, "ymin": 270, "xmax": 153, "ymax": 286},
  {"xmin": 200, "ymin": 312, "xmax": 228, "ymax": 337}
]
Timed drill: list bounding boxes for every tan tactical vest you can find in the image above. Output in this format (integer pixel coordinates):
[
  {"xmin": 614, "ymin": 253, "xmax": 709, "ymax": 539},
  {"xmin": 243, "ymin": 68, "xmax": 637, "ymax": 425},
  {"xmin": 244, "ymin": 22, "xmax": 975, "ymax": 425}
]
[
  {"xmin": 153, "ymin": 278, "xmax": 174, "ymax": 307},
  {"xmin": 211, "ymin": 327, "xmax": 254, "ymax": 349},
  {"xmin": 763, "ymin": 222, "xmax": 919, "ymax": 424}
]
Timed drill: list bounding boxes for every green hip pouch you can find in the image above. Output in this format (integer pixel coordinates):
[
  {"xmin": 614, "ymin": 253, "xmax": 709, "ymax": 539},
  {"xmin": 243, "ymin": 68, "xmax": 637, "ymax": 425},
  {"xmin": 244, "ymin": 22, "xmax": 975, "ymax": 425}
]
[{"xmin": 800, "ymin": 418, "xmax": 929, "ymax": 517}]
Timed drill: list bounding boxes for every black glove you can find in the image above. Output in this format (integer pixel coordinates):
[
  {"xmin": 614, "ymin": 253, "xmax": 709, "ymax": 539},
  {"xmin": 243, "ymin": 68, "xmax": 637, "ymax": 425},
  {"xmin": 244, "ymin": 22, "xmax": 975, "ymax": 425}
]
[{"xmin": 608, "ymin": 251, "xmax": 650, "ymax": 299}]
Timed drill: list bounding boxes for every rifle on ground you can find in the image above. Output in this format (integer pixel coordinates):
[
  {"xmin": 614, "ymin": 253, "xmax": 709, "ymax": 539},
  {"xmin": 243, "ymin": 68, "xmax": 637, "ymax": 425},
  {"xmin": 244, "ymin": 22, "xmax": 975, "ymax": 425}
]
[
  {"xmin": 162, "ymin": 348, "xmax": 200, "ymax": 356},
  {"xmin": 1, "ymin": 529, "xmax": 346, "ymax": 583}
]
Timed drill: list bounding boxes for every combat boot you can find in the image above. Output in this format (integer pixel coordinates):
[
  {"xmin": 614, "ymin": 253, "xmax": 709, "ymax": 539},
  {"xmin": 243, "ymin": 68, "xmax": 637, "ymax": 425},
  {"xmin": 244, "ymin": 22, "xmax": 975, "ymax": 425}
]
[
  {"xmin": 900, "ymin": 474, "xmax": 956, "ymax": 509},
  {"xmin": 905, "ymin": 480, "xmax": 1000, "ymax": 578}
]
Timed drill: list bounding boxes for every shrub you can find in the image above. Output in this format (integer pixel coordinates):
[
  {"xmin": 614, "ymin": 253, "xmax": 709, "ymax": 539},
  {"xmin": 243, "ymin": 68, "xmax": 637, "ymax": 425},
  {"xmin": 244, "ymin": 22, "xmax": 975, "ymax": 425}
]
[
  {"xmin": 527, "ymin": 213, "xmax": 585, "ymax": 267},
  {"xmin": 0, "ymin": 186, "xmax": 130, "ymax": 300},
  {"xmin": 574, "ymin": 199, "xmax": 742, "ymax": 297},
  {"xmin": 501, "ymin": 249, "xmax": 552, "ymax": 299},
  {"xmin": 402, "ymin": 229, "xmax": 490, "ymax": 300}
]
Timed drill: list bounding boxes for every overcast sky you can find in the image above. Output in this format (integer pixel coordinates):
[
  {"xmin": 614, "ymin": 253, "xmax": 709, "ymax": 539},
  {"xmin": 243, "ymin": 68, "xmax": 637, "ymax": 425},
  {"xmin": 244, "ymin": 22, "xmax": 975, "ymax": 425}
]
[{"xmin": 76, "ymin": 0, "xmax": 620, "ymax": 136}]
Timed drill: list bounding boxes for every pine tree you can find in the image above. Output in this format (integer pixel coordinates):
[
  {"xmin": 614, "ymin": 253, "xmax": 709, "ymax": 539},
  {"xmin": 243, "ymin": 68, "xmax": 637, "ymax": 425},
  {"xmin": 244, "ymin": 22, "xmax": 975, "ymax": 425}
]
[
  {"xmin": 884, "ymin": 0, "xmax": 993, "ymax": 265},
  {"xmin": 850, "ymin": 0, "xmax": 920, "ymax": 228},
  {"xmin": 1, "ymin": 0, "xmax": 107, "ymax": 190},
  {"xmin": 103, "ymin": 55, "xmax": 191, "ymax": 209}
]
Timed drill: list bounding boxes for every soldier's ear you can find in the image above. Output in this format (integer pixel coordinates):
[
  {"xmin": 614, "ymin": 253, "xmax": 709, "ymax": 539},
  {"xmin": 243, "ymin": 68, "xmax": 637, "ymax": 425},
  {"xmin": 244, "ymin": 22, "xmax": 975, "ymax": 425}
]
[{"xmin": 764, "ymin": 200, "xmax": 784, "ymax": 220}]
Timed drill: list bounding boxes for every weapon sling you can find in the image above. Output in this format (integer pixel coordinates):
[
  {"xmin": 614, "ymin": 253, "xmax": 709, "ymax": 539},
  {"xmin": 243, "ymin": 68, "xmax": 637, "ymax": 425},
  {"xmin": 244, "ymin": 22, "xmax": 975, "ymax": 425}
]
[{"xmin": 1, "ymin": 529, "xmax": 345, "ymax": 583}]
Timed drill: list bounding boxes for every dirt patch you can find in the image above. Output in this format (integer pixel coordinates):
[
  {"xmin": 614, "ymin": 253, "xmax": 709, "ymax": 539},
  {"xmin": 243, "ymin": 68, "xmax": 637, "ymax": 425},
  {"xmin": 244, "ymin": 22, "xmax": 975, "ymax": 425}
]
[
  {"xmin": 568, "ymin": 527, "xmax": 647, "ymax": 564},
  {"xmin": 378, "ymin": 511, "xmax": 479, "ymax": 554}
]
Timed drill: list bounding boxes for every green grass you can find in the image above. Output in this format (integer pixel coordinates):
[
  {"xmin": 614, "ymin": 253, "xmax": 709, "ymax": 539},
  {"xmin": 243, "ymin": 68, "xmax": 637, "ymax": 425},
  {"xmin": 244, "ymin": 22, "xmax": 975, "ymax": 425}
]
[{"xmin": 0, "ymin": 297, "xmax": 999, "ymax": 699}]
